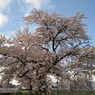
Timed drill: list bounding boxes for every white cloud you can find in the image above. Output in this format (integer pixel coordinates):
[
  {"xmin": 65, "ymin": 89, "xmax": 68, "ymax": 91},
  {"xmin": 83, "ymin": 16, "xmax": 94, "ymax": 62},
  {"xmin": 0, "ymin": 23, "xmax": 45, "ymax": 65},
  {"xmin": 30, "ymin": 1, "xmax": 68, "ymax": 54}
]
[
  {"xmin": 0, "ymin": 0, "xmax": 12, "ymax": 28},
  {"xmin": 11, "ymin": 79, "xmax": 20, "ymax": 85},
  {"xmin": 24, "ymin": 0, "xmax": 55, "ymax": 16},
  {"xmin": 24, "ymin": 0, "xmax": 48, "ymax": 9},
  {"xmin": 0, "ymin": 13, "xmax": 8, "ymax": 28},
  {"xmin": 0, "ymin": 0, "xmax": 12, "ymax": 12}
]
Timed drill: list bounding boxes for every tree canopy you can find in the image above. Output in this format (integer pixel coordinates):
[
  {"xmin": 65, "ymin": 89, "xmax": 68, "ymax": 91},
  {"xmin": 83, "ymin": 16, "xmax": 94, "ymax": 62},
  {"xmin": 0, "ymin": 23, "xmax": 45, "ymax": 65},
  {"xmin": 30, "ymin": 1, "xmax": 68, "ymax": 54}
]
[{"xmin": 0, "ymin": 10, "xmax": 95, "ymax": 94}]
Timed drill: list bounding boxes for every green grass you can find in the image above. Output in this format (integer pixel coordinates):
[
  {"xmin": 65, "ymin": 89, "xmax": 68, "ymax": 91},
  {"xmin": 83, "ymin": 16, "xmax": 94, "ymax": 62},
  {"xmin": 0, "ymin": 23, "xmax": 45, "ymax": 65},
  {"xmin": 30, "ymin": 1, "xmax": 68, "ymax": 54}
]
[
  {"xmin": 1, "ymin": 90, "xmax": 95, "ymax": 95},
  {"xmin": 51, "ymin": 90, "xmax": 95, "ymax": 95}
]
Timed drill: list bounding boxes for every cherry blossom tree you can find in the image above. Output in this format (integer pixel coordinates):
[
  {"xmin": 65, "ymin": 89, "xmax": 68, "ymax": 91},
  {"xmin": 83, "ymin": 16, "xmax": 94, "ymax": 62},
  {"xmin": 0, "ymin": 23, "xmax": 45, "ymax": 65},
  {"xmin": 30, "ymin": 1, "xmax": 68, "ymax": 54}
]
[{"xmin": 0, "ymin": 10, "xmax": 95, "ymax": 94}]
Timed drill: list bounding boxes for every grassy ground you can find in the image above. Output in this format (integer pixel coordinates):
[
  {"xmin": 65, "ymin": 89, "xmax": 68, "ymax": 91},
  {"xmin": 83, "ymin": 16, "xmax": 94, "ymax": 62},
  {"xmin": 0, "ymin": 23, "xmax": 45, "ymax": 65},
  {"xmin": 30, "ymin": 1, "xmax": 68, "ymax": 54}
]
[
  {"xmin": 12, "ymin": 90, "xmax": 95, "ymax": 95},
  {"xmin": 1, "ymin": 90, "xmax": 95, "ymax": 95},
  {"xmin": 52, "ymin": 90, "xmax": 95, "ymax": 95}
]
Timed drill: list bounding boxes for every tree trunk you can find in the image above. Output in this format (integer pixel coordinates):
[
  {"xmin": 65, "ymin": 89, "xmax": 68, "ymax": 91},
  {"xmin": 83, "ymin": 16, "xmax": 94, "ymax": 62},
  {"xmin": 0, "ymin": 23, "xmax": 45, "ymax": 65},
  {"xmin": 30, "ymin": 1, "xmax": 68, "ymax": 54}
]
[{"xmin": 29, "ymin": 84, "xmax": 32, "ymax": 90}]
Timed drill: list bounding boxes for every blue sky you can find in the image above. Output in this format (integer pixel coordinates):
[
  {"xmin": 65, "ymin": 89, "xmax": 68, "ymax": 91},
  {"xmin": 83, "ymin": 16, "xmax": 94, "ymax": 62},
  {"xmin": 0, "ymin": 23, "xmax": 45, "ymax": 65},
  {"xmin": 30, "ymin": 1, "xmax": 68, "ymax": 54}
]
[{"xmin": 0, "ymin": 0, "xmax": 95, "ymax": 45}]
